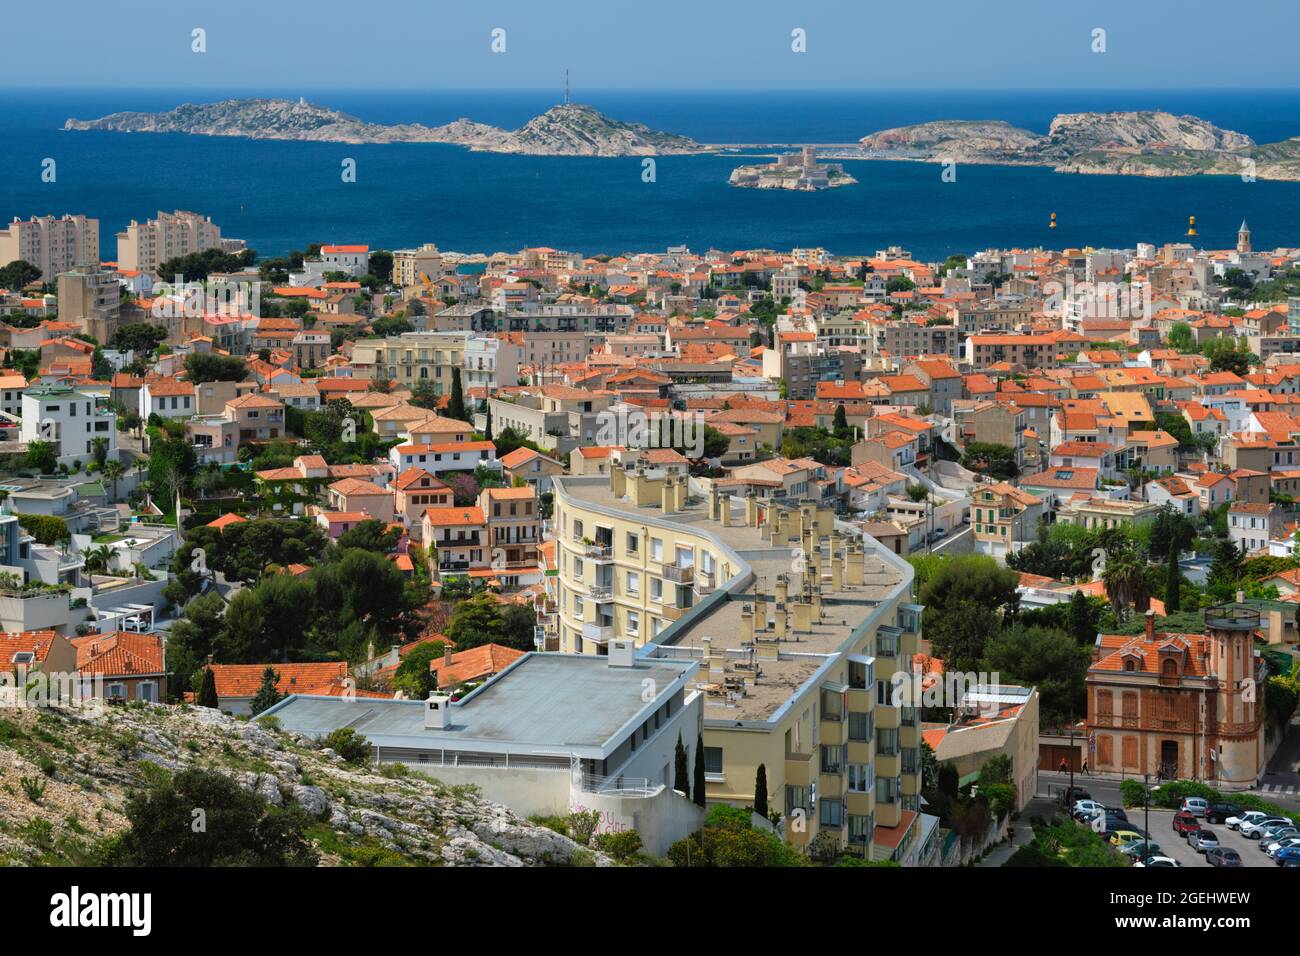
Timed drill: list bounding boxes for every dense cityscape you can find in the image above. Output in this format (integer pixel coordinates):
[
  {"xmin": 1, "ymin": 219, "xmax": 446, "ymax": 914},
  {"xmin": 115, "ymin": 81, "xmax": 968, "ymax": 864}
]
[{"xmin": 1, "ymin": 209, "xmax": 1298, "ymax": 877}]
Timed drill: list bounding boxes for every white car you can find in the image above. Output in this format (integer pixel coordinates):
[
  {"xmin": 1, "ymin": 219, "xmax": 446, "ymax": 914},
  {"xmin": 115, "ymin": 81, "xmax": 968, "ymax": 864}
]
[
  {"xmin": 1240, "ymin": 816, "xmax": 1291, "ymax": 839},
  {"xmin": 1072, "ymin": 799, "xmax": 1105, "ymax": 820},
  {"xmin": 1264, "ymin": 835, "xmax": 1300, "ymax": 858},
  {"xmin": 1134, "ymin": 855, "xmax": 1182, "ymax": 867},
  {"xmin": 1227, "ymin": 810, "xmax": 1267, "ymax": 831}
]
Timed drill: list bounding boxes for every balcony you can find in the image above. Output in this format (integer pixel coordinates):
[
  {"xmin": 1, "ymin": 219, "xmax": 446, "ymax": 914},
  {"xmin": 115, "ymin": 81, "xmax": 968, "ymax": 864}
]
[
  {"xmin": 663, "ymin": 563, "xmax": 694, "ymax": 584},
  {"xmin": 694, "ymin": 573, "xmax": 716, "ymax": 595},
  {"xmin": 588, "ymin": 584, "xmax": 613, "ymax": 601},
  {"xmin": 582, "ymin": 622, "xmax": 614, "ymax": 643},
  {"xmin": 584, "ymin": 542, "xmax": 613, "ymax": 561},
  {"xmin": 659, "ymin": 603, "xmax": 686, "ymax": 622}
]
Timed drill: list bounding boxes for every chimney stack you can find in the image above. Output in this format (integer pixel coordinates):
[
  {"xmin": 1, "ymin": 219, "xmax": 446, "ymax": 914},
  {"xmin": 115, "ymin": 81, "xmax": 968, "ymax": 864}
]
[
  {"xmin": 775, "ymin": 574, "xmax": 789, "ymax": 607},
  {"xmin": 773, "ymin": 602, "xmax": 787, "ymax": 639},
  {"xmin": 661, "ymin": 475, "xmax": 677, "ymax": 514},
  {"xmin": 1144, "ymin": 608, "xmax": 1155, "ymax": 641},
  {"xmin": 424, "ymin": 693, "xmax": 451, "ymax": 730},
  {"xmin": 740, "ymin": 604, "xmax": 754, "ymax": 643}
]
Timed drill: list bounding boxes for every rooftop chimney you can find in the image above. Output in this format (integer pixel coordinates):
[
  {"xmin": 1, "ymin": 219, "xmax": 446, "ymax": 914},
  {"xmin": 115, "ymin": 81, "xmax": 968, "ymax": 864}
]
[
  {"xmin": 608, "ymin": 638, "xmax": 636, "ymax": 668},
  {"xmin": 661, "ymin": 474, "xmax": 677, "ymax": 514},
  {"xmin": 424, "ymin": 693, "xmax": 451, "ymax": 730},
  {"xmin": 1144, "ymin": 608, "xmax": 1155, "ymax": 641}
]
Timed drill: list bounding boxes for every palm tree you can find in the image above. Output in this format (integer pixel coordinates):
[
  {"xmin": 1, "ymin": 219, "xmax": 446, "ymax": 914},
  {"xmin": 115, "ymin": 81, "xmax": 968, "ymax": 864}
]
[
  {"xmin": 1102, "ymin": 546, "xmax": 1148, "ymax": 624},
  {"xmin": 102, "ymin": 460, "xmax": 125, "ymax": 502},
  {"xmin": 83, "ymin": 545, "xmax": 115, "ymax": 575}
]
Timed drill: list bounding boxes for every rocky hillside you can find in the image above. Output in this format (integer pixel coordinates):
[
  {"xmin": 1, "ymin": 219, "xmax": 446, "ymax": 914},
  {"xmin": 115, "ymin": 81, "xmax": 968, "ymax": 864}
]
[
  {"xmin": 856, "ymin": 110, "xmax": 1300, "ymax": 180},
  {"xmin": 64, "ymin": 97, "xmax": 705, "ymax": 157},
  {"xmin": 0, "ymin": 702, "xmax": 608, "ymax": 867}
]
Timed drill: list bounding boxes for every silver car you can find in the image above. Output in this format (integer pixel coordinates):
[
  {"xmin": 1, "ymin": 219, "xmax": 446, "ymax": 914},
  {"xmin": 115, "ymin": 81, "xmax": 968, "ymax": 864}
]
[{"xmin": 1188, "ymin": 829, "xmax": 1219, "ymax": 853}]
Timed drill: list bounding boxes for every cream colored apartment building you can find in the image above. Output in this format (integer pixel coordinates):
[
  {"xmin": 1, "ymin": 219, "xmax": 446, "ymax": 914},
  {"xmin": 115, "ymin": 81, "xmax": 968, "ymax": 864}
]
[
  {"xmin": 0, "ymin": 214, "xmax": 100, "ymax": 281},
  {"xmin": 552, "ymin": 468, "xmax": 925, "ymax": 862},
  {"xmin": 118, "ymin": 210, "xmax": 223, "ymax": 275},
  {"xmin": 352, "ymin": 332, "xmax": 468, "ymax": 394}
]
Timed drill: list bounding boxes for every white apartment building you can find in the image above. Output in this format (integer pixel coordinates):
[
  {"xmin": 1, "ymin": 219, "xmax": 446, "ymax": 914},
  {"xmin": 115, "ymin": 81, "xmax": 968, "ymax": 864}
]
[
  {"xmin": 464, "ymin": 334, "xmax": 522, "ymax": 393},
  {"xmin": 117, "ymin": 210, "xmax": 223, "ymax": 275},
  {"xmin": 0, "ymin": 215, "xmax": 100, "ymax": 281},
  {"xmin": 20, "ymin": 385, "xmax": 117, "ymax": 464}
]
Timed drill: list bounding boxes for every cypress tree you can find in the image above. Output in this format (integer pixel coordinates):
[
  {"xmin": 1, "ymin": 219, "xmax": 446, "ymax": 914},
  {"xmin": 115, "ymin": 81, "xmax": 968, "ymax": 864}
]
[
  {"xmin": 753, "ymin": 763, "xmax": 768, "ymax": 818},
  {"xmin": 674, "ymin": 732, "xmax": 690, "ymax": 798},
  {"xmin": 484, "ymin": 405, "xmax": 493, "ymax": 441},
  {"xmin": 447, "ymin": 367, "xmax": 467, "ymax": 422},
  {"xmin": 1165, "ymin": 547, "xmax": 1181, "ymax": 613},
  {"xmin": 197, "ymin": 667, "xmax": 219, "ymax": 709},
  {"xmin": 693, "ymin": 732, "xmax": 707, "ymax": 807},
  {"xmin": 833, "ymin": 403, "xmax": 848, "ymax": 432},
  {"xmin": 1067, "ymin": 589, "xmax": 1093, "ymax": 644}
]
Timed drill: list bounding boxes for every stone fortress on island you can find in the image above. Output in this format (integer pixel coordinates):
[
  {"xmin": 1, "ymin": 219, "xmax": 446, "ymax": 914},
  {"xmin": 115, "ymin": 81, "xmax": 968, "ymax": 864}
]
[{"xmin": 729, "ymin": 146, "xmax": 857, "ymax": 191}]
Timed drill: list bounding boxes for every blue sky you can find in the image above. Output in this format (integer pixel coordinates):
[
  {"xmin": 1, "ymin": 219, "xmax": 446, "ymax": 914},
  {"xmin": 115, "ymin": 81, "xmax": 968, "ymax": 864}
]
[{"xmin": 4, "ymin": 0, "xmax": 1299, "ymax": 90}]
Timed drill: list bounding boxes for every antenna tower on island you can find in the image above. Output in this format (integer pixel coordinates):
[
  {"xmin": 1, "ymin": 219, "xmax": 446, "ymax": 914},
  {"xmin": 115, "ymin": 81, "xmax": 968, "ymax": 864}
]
[{"xmin": 564, "ymin": 69, "xmax": 570, "ymax": 105}]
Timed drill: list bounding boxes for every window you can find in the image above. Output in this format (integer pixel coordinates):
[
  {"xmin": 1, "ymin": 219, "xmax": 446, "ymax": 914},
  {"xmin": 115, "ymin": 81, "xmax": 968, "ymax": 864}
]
[
  {"xmin": 626, "ymin": 532, "xmax": 638, "ymax": 554},
  {"xmin": 819, "ymin": 799, "xmax": 843, "ymax": 828},
  {"xmin": 703, "ymin": 747, "xmax": 723, "ymax": 774},
  {"xmin": 650, "ymin": 577, "xmax": 662, "ymax": 602},
  {"xmin": 847, "ymin": 763, "xmax": 873, "ymax": 792},
  {"xmin": 650, "ymin": 537, "xmax": 663, "ymax": 561},
  {"xmin": 848, "ymin": 711, "xmax": 873, "ymax": 741},
  {"xmin": 626, "ymin": 610, "xmax": 640, "ymax": 636},
  {"xmin": 625, "ymin": 571, "xmax": 640, "ymax": 595}
]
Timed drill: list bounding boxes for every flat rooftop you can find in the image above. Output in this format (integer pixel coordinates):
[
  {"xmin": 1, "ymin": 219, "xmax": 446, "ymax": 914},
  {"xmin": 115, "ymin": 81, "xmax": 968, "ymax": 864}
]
[
  {"xmin": 559, "ymin": 476, "xmax": 905, "ymax": 721},
  {"xmin": 266, "ymin": 652, "xmax": 695, "ymax": 759}
]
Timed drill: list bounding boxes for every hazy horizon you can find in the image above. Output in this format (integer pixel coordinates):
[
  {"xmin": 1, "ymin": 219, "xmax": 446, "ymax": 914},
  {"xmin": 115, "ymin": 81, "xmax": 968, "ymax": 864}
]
[{"xmin": 9, "ymin": 0, "xmax": 1300, "ymax": 91}]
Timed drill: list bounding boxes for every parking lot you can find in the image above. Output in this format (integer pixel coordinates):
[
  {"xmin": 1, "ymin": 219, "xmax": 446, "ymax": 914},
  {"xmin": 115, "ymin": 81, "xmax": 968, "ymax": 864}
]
[{"xmin": 1137, "ymin": 809, "xmax": 1278, "ymax": 868}]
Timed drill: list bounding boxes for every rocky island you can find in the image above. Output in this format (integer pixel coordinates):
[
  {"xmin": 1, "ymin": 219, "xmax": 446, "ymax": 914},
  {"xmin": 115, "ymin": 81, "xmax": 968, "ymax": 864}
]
[
  {"xmin": 729, "ymin": 146, "xmax": 857, "ymax": 190},
  {"xmin": 851, "ymin": 110, "xmax": 1300, "ymax": 180},
  {"xmin": 64, "ymin": 97, "xmax": 707, "ymax": 157}
]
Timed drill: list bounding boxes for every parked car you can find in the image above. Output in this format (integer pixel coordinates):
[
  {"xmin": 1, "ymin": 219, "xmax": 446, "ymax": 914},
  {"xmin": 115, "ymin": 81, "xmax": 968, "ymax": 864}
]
[
  {"xmin": 1109, "ymin": 829, "xmax": 1146, "ymax": 847},
  {"xmin": 1104, "ymin": 807, "xmax": 1129, "ymax": 823},
  {"xmin": 1226, "ymin": 810, "xmax": 1267, "ymax": 831},
  {"xmin": 1207, "ymin": 803, "xmax": 1242, "ymax": 824},
  {"xmin": 1180, "ymin": 797, "xmax": 1209, "ymax": 818},
  {"xmin": 1188, "ymin": 829, "xmax": 1220, "ymax": 852},
  {"xmin": 1241, "ymin": 816, "xmax": 1291, "ymax": 839},
  {"xmin": 1120, "ymin": 839, "xmax": 1161, "ymax": 858},
  {"xmin": 1206, "ymin": 847, "xmax": 1242, "ymax": 867},
  {"xmin": 1072, "ymin": 799, "xmax": 1105, "ymax": 820},
  {"xmin": 1275, "ymin": 846, "xmax": 1300, "ymax": 866},
  {"xmin": 1134, "ymin": 855, "xmax": 1182, "ymax": 867},
  {"xmin": 1061, "ymin": 787, "xmax": 1091, "ymax": 807},
  {"xmin": 1264, "ymin": 836, "xmax": 1300, "ymax": 858},
  {"xmin": 1258, "ymin": 826, "xmax": 1298, "ymax": 851},
  {"xmin": 1173, "ymin": 811, "xmax": 1201, "ymax": 836}
]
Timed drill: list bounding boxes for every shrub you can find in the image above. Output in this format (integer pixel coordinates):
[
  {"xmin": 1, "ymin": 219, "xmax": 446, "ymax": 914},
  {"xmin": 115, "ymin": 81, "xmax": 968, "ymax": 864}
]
[
  {"xmin": 322, "ymin": 727, "xmax": 371, "ymax": 765},
  {"xmin": 565, "ymin": 810, "xmax": 601, "ymax": 847},
  {"xmin": 593, "ymin": 829, "xmax": 643, "ymax": 862}
]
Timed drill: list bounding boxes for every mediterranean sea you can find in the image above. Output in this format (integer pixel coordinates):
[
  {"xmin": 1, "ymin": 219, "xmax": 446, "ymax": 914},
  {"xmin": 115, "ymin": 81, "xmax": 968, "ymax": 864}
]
[{"xmin": 2, "ymin": 87, "xmax": 1299, "ymax": 261}]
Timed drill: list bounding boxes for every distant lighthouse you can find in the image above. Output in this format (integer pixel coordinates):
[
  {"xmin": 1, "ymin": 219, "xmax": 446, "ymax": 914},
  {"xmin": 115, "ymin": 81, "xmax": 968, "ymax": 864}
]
[{"xmin": 1237, "ymin": 219, "xmax": 1251, "ymax": 254}]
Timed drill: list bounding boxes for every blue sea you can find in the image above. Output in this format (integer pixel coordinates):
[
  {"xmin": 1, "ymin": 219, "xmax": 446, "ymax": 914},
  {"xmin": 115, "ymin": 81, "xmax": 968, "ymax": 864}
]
[{"xmin": 1, "ymin": 87, "xmax": 1299, "ymax": 261}]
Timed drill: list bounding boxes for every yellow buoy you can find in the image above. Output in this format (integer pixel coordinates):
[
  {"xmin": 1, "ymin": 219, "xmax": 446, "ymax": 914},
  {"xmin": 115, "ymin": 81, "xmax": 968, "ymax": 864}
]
[{"xmin": 1187, "ymin": 215, "xmax": 1197, "ymax": 237}]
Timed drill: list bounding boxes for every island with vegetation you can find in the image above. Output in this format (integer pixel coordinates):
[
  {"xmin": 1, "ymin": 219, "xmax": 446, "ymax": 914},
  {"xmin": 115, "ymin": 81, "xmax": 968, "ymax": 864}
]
[
  {"xmin": 850, "ymin": 110, "xmax": 1300, "ymax": 180},
  {"xmin": 64, "ymin": 98, "xmax": 707, "ymax": 157}
]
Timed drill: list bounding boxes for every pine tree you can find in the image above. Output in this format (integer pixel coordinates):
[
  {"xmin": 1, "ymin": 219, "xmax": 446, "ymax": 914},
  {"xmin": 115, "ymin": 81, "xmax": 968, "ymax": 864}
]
[
  {"xmin": 248, "ymin": 666, "xmax": 283, "ymax": 716},
  {"xmin": 674, "ymin": 732, "xmax": 690, "ymax": 798},
  {"xmin": 833, "ymin": 403, "xmax": 848, "ymax": 432},
  {"xmin": 197, "ymin": 667, "xmax": 219, "ymax": 708},
  {"xmin": 693, "ymin": 732, "xmax": 707, "ymax": 807},
  {"xmin": 1165, "ymin": 547, "xmax": 1181, "ymax": 613},
  {"xmin": 753, "ymin": 763, "xmax": 768, "ymax": 818},
  {"xmin": 447, "ymin": 367, "xmax": 467, "ymax": 422}
]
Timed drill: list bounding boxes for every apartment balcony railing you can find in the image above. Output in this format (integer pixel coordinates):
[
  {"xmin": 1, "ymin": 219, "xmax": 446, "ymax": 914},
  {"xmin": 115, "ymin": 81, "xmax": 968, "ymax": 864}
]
[
  {"xmin": 583, "ymin": 542, "xmax": 613, "ymax": 560},
  {"xmin": 663, "ymin": 563, "xmax": 694, "ymax": 584},
  {"xmin": 587, "ymin": 584, "xmax": 613, "ymax": 601},
  {"xmin": 693, "ymin": 573, "xmax": 716, "ymax": 595},
  {"xmin": 582, "ymin": 622, "xmax": 614, "ymax": 643},
  {"xmin": 659, "ymin": 603, "xmax": 686, "ymax": 622}
]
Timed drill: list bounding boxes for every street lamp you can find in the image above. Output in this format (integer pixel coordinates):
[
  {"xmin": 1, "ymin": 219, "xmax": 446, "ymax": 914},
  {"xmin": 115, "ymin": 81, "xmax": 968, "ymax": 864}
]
[{"xmin": 1143, "ymin": 774, "xmax": 1160, "ymax": 863}]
